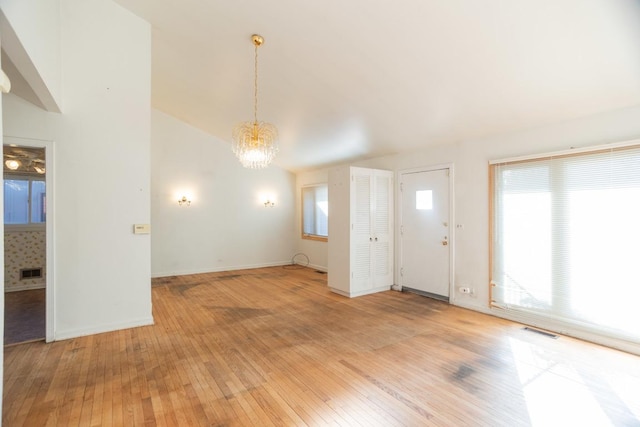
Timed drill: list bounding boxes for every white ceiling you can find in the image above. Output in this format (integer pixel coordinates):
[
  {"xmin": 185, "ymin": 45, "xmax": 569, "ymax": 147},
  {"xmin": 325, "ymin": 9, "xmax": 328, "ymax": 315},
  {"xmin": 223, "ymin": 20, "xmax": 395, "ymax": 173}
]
[{"xmin": 115, "ymin": 0, "xmax": 640, "ymax": 172}]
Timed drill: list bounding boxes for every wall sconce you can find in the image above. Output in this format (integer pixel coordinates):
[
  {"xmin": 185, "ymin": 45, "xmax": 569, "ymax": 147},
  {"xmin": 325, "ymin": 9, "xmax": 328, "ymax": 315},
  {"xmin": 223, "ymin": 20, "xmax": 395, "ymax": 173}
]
[
  {"xmin": 264, "ymin": 200, "xmax": 275, "ymax": 208},
  {"xmin": 0, "ymin": 69, "xmax": 11, "ymax": 94},
  {"xmin": 178, "ymin": 196, "xmax": 191, "ymax": 206}
]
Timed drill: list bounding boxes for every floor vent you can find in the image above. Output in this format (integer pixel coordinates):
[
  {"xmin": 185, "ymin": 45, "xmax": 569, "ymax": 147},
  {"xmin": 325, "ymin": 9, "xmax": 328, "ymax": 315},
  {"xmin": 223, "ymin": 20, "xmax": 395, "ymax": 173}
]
[
  {"xmin": 20, "ymin": 268, "xmax": 43, "ymax": 280},
  {"xmin": 523, "ymin": 327, "xmax": 558, "ymax": 339}
]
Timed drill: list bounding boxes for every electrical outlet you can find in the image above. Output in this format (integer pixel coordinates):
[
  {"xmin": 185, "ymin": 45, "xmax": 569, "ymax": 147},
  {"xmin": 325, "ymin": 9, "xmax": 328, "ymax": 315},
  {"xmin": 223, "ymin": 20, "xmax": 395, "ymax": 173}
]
[{"xmin": 459, "ymin": 287, "xmax": 471, "ymax": 294}]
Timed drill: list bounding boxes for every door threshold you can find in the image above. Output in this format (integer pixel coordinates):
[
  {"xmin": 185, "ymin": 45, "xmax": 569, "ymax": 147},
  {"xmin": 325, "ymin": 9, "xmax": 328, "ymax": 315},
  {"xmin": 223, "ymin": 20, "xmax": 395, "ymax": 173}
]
[
  {"xmin": 4, "ymin": 337, "xmax": 45, "ymax": 347},
  {"xmin": 402, "ymin": 287, "xmax": 449, "ymax": 303}
]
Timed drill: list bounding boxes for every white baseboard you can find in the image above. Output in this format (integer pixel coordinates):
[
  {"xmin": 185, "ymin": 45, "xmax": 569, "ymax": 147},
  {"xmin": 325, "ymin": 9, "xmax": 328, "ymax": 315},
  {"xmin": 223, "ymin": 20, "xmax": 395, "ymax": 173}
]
[
  {"xmin": 450, "ymin": 299, "xmax": 640, "ymax": 356},
  {"xmin": 54, "ymin": 316, "xmax": 154, "ymax": 341},
  {"xmin": 451, "ymin": 299, "xmax": 492, "ymax": 314},
  {"xmin": 329, "ymin": 285, "xmax": 391, "ymax": 298},
  {"xmin": 151, "ymin": 261, "xmax": 293, "ymax": 278},
  {"xmin": 305, "ymin": 263, "xmax": 327, "ymax": 272},
  {"xmin": 4, "ymin": 284, "xmax": 46, "ymax": 292}
]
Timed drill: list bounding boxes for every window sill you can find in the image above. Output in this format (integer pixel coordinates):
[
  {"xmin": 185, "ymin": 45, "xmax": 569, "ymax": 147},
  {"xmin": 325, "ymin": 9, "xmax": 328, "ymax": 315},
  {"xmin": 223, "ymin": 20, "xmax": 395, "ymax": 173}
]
[
  {"xmin": 302, "ymin": 234, "xmax": 328, "ymax": 243},
  {"xmin": 5, "ymin": 224, "xmax": 46, "ymax": 232}
]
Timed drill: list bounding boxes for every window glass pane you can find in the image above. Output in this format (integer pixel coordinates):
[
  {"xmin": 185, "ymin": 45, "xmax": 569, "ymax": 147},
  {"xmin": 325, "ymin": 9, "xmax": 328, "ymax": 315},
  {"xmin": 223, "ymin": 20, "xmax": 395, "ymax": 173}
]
[
  {"xmin": 416, "ymin": 190, "xmax": 433, "ymax": 210},
  {"xmin": 31, "ymin": 180, "xmax": 46, "ymax": 223},
  {"xmin": 302, "ymin": 184, "xmax": 328, "ymax": 238},
  {"xmin": 315, "ymin": 185, "xmax": 328, "ymax": 236},
  {"xmin": 500, "ymin": 180, "xmax": 552, "ymax": 308},
  {"xmin": 4, "ymin": 179, "xmax": 29, "ymax": 224},
  {"xmin": 302, "ymin": 187, "xmax": 315, "ymax": 235}
]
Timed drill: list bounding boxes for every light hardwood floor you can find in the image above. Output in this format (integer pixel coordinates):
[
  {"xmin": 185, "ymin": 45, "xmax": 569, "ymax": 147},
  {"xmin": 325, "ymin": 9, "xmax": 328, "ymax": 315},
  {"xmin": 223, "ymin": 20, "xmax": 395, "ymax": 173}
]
[{"xmin": 4, "ymin": 267, "xmax": 640, "ymax": 426}]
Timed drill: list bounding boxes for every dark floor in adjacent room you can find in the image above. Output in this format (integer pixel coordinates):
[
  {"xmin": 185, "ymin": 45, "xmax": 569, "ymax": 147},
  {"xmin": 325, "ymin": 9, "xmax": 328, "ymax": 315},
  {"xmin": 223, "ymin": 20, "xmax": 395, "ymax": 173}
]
[{"xmin": 4, "ymin": 289, "xmax": 45, "ymax": 345}]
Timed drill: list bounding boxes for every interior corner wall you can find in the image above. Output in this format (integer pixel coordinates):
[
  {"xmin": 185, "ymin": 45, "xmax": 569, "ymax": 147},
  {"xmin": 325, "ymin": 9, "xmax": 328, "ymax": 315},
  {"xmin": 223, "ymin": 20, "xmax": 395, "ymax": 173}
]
[
  {"xmin": 150, "ymin": 109, "xmax": 297, "ymax": 277},
  {"xmin": 352, "ymin": 104, "xmax": 640, "ymax": 313},
  {"xmin": 2, "ymin": 0, "xmax": 153, "ymax": 340},
  {"xmin": 295, "ymin": 168, "xmax": 330, "ymax": 271}
]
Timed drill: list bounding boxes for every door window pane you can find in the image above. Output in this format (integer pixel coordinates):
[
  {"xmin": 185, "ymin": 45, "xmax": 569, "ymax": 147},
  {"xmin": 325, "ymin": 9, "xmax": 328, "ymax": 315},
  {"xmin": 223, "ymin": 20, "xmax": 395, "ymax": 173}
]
[{"xmin": 416, "ymin": 190, "xmax": 433, "ymax": 210}]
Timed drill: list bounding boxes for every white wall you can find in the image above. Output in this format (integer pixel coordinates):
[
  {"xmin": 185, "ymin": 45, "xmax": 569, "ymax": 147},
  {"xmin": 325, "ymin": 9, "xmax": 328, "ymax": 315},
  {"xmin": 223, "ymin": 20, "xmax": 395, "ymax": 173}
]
[
  {"xmin": 296, "ymin": 105, "xmax": 640, "ymax": 315},
  {"xmin": 355, "ymin": 105, "xmax": 640, "ymax": 313},
  {"xmin": 150, "ymin": 109, "xmax": 297, "ymax": 277},
  {"xmin": 0, "ymin": 0, "xmax": 61, "ymax": 110},
  {"xmin": 295, "ymin": 168, "xmax": 330, "ymax": 271},
  {"xmin": 2, "ymin": 0, "xmax": 153, "ymax": 339}
]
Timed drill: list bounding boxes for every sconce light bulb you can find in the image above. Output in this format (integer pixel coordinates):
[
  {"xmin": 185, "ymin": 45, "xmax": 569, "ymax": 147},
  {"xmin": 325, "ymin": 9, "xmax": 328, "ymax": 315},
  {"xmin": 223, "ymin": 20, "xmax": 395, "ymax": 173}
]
[{"xmin": 5, "ymin": 159, "xmax": 20, "ymax": 170}]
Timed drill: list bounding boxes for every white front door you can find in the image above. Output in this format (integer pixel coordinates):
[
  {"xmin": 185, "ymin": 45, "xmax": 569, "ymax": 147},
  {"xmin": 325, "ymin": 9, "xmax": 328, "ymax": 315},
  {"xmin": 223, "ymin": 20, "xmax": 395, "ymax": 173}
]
[{"xmin": 400, "ymin": 168, "xmax": 451, "ymax": 299}]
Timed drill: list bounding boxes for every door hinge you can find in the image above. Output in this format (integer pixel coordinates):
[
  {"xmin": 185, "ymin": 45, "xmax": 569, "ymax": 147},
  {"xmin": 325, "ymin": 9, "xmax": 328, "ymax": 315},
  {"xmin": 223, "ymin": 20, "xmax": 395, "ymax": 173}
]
[
  {"xmin": 400, "ymin": 267, "xmax": 404, "ymax": 277},
  {"xmin": 400, "ymin": 225, "xmax": 404, "ymax": 236},
  {"xmin": 400, "ymin": 182, "xmax": 403, "ymax": 192}
]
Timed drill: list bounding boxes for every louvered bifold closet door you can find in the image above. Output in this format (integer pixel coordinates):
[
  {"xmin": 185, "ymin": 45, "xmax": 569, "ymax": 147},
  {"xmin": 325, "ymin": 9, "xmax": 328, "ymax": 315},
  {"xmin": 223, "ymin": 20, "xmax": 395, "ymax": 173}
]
[
  {"xmin": 373, "ymin": 172, "xmax": 393, "ymax": 288},
  {"xmin": 352, "ymin": 172, "xmax": 372, "ymax": 292}
]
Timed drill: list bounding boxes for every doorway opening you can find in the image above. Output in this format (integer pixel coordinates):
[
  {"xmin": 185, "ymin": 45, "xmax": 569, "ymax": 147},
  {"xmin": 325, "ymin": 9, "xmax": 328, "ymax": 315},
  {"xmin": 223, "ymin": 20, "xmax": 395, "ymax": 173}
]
[{"xmin": 3, "ymin": 139, "xmax": 53, "ymax": 345}]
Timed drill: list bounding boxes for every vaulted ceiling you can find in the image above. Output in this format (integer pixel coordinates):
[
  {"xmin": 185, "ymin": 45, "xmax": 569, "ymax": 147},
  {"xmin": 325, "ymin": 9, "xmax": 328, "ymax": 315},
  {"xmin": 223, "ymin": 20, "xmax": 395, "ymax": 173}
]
[{"xmin": 85, "ymin": 1, "xmax": 640, "ymax": 170}]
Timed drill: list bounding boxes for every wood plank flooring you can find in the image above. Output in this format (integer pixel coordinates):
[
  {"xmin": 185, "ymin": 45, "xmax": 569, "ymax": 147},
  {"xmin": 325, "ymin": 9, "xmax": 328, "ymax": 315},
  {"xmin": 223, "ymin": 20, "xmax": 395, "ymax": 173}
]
[{"xmin": 4, "ymin": 266, "xmax": 640, "ymax": 426}]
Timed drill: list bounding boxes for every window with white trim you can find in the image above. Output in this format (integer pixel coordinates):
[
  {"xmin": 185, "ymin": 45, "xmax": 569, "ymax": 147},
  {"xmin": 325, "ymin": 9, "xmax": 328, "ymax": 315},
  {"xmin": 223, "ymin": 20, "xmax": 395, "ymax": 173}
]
[
  {"xmin": 302, "ymin": 184, "xmax": 328, "ymax": 241},
  {"xmin": 490, "ymin": 144, "xmax": 640, "ymax": 343}
]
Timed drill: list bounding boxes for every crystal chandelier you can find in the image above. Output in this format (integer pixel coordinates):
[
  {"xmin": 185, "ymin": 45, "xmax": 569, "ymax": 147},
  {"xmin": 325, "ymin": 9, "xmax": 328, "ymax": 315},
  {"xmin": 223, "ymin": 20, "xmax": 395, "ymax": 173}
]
[{"xmin": 232, "ymin": 34, "xmax": 279, "ymax": 169}]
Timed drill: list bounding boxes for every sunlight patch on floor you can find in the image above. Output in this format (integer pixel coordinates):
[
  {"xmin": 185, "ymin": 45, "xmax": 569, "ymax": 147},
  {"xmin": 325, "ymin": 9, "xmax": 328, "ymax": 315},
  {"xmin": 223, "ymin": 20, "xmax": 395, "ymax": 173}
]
[{"xmin": 509, "ymin": 337, "xmax": 614, "ymax": 426}]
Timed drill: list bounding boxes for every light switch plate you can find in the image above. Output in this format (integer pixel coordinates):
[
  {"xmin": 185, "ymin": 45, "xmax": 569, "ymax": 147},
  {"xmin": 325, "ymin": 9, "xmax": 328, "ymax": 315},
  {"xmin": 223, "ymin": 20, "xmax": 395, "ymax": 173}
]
[{"xmin": 133, "ymin": 224, "xmax": 151, "ymax": 234}]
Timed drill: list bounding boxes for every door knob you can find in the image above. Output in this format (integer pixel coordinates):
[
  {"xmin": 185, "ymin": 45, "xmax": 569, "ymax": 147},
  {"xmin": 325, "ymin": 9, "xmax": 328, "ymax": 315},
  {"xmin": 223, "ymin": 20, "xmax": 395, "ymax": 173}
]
[{"xmin": 442, "ymin": 240, "xmax": 448, "ymax": 246}]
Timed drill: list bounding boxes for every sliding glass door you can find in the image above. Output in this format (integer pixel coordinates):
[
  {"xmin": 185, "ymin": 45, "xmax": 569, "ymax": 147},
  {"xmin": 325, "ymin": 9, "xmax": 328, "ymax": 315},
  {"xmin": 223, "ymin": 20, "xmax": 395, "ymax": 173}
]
[{"xmin": 491, "ymin": 145, "xmax": 640, "ymax": 342}]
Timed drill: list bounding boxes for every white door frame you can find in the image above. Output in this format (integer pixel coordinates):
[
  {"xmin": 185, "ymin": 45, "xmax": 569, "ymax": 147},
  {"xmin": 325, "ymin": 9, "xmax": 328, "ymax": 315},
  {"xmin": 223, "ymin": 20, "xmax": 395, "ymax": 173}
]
[
  {"xmin": 4, "ymin": 136, "xmax": 55, "ymax": 342},
  {"xmin": 396, "ymin": 163, "xmax": 455, "ymax": 303}
]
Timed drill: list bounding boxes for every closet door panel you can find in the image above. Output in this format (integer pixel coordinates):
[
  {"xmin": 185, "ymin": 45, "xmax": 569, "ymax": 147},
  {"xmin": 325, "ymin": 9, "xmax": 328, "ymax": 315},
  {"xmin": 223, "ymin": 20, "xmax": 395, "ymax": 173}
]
[{"xmin": 372, "ymin": 172, "xmax": 393, "ymax": 287}]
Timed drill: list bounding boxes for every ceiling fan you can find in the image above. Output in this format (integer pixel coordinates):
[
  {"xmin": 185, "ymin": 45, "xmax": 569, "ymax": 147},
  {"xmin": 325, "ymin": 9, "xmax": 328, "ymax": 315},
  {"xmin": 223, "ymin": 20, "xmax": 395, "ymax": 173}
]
[{"xmin": 3, "ymin": 146, "xmax": 46, "ymax": 174}]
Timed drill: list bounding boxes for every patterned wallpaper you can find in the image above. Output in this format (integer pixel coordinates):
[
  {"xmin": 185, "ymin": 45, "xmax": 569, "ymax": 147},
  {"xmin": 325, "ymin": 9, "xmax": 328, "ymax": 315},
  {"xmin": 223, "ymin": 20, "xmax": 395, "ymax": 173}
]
[{"xmin": 4, "ymin": 230, "xmax": 46, "ymax": 291}]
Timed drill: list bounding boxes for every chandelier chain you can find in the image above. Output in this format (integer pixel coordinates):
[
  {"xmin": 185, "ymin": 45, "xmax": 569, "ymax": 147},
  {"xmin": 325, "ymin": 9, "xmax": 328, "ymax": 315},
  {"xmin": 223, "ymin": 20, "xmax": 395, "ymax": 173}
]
[
  {"xmin": 254, "ymin": 42, "xmax": 259, "ymax": 123},
  {"xmin": 231, "ymin": 33, "xmax": 278, "ymax": 169}
]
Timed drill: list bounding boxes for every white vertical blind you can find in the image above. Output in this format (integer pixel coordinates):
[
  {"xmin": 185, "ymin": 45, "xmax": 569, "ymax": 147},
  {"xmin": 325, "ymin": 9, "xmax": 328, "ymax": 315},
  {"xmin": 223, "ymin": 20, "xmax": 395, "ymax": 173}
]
[{"xmin": 491, "ymin": 145, "xmax": 640, "ymax": 343}]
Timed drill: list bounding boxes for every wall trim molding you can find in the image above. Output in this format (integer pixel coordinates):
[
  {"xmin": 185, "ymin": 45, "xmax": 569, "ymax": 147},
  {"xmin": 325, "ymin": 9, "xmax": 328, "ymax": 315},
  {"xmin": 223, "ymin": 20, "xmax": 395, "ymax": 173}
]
[
  {"xmin": 54, "ymin": 316, "xmax": 154, "ymax": 341},
  {"xmin": 151, "ymin": 261, "xmax": 293, "ymax": 278},
  {"xmin": 4, "ymin": 284, "xmax": 45, "ymax": 293},
  {"xmin": 451, "ymin": 299, "xmax": 640, "ymax": 356}
]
